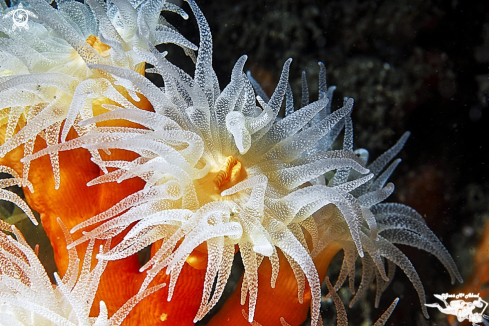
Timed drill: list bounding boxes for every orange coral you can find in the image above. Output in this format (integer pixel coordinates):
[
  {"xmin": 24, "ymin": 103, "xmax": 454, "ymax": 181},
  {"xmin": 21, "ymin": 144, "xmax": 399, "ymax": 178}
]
[
  {"xmin": 209, "ymin": 243, "xmax": 342, "ymax": 326},
  {"xmin": 0, "ymin": 108, "xmax": 347, "ymax": 325},
  {"xmin": 0, "ymin": 3, "xmax": 462, "ymax": 326},
  {"xmin": 0, "ymin": 128, "xmax": 343, "ymax": 325}
]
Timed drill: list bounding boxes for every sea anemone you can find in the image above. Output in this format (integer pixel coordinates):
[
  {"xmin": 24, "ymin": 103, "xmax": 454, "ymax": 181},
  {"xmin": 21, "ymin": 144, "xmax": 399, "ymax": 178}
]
[
  {"xmin": 0, "ymin": 0, "xmax": 463, "ymax": 325},
  {"xmin": 0, "ymin": 218, "xmax": 165, "ymax": 326},
  {"xmin": 0, "ymin": 0, "xmax": 195, "ymax": 188}
]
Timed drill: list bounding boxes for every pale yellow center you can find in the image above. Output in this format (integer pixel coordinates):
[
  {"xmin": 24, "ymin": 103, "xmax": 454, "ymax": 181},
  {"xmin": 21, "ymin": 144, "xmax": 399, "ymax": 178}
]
[{"xmin": 194, "ymin": 156, "xmax": 247, "ymax": 205}]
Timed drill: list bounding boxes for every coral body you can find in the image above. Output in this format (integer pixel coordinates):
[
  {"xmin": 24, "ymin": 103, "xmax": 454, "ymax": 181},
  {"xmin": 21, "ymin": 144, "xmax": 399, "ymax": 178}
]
[
  {"xmin": 208, "ymin": 243, "xmax": 343, "ymax": 326},
  {"xmin": 0, "ymin": 219, "xmax": 166, "ymax": 326},
  {"xmin": 0, "ymin": 0, "xmax": 464, "ymax": 325}
]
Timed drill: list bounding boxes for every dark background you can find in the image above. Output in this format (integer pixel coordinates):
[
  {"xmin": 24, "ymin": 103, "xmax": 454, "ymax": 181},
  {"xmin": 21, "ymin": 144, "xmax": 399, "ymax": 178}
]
[{"xmin": 163, "ymin": 0, "xmax": 489, "ymax": 325}]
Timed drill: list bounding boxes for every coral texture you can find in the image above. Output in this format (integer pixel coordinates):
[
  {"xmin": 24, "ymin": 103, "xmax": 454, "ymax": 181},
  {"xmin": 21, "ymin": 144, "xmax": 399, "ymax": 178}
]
[{"xmin": 0, "ymin": 0, "xmax": 463, "ymax": 325}]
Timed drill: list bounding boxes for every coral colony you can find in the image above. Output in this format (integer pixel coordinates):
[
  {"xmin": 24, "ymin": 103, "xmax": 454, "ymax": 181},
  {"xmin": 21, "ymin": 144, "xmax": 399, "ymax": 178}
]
[{"xmin": 0, "ymin": 0, "xmax": 463, "ymax": 325}]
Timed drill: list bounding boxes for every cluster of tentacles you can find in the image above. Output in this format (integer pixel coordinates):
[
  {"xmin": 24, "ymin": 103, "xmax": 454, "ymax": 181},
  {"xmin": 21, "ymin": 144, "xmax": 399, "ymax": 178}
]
[{"xmin": 0, "ymin": 0, "xmax": 462, "ymax": 325}]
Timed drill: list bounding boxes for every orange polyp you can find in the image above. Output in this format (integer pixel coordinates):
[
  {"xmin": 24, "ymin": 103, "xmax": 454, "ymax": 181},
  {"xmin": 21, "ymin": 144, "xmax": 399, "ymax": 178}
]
[
  {"xmin": 0, "ymin": 64, "xmax": 350, "ymax": 325},
  {"xmin": 208, "ymin": 242, "xmax": 343, "ymax": 326}
]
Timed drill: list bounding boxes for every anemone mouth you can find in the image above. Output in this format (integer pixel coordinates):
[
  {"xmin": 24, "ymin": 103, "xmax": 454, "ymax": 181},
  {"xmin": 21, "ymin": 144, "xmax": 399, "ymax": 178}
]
[
  {"xmin": 214, "ymin": 156, "xmax": 247, "ymax": 192},
  {"xmin": 86, "ymin": 35, "xmax": 111, "ymax": 56},
  {"xmin": 194, "ymin": 155, "xmax": 248, "ymax": 205}
]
